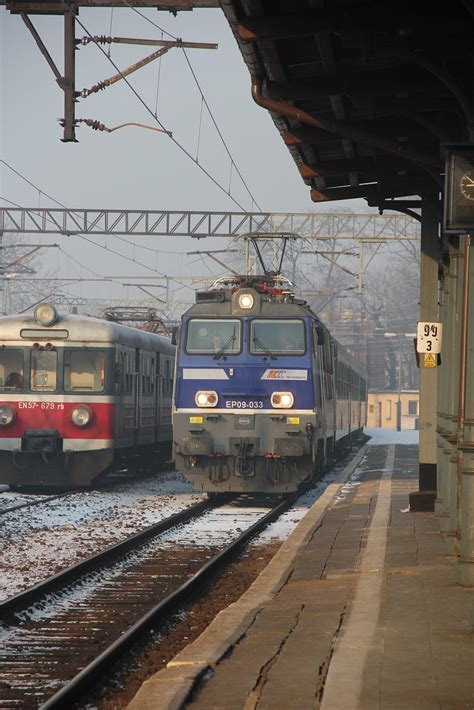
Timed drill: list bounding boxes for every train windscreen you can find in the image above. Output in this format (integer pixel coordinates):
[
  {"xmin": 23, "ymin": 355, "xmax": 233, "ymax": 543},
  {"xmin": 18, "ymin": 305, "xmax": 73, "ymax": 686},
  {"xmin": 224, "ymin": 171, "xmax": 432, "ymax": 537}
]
[
  {"xmin": 31, "ymin": 350, "xmax": 57, "ymax": 392},
  {"xmin": 64, "ymin": 350, "xmax": 105, "ymax": 392},
  {"xmin": 0, "ymin": 349, "xmax": 24, "ymax": 390},
  {"xmin": 185, "ymin": 319, "xmax": 241, "ymax": 354},
  {"xmin": 250, "ymin": 319, "xmax": 306, "ymax": 354}
]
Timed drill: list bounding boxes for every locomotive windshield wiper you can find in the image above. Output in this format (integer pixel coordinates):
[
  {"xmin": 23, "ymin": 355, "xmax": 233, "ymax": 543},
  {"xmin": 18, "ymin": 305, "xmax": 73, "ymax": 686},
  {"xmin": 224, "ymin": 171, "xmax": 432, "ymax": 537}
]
[
  {"xmin": 213, "ymin": 330, "xmax": 236, "ymax": 360},
  {"xmin": 252, "ymin": 335, "xmax": 276, "ymax": 360}
]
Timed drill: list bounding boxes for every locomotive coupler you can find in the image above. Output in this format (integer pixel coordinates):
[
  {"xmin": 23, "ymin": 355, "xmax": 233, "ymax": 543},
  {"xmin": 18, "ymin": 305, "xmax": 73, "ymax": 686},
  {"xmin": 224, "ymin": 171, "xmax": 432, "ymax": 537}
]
[
  {"xmin": 235, "ymin": 439, "xmax": 255, "ymax": 477},
  {"xmin": 22, "ymin": 429, "xmax": 60, "ymax": 455}
]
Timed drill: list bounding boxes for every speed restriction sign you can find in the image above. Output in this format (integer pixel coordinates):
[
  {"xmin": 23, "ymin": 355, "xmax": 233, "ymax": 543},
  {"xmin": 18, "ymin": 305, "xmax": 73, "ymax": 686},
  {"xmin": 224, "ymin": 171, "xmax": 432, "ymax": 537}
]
[{"xmin": 417, "ymin": 322, "xmax": 442, "ymax": 354}]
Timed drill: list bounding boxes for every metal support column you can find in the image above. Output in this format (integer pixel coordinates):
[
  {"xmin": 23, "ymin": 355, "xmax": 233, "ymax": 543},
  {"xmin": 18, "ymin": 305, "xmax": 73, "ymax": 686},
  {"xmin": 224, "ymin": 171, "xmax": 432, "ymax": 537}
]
[
  {"xmin": 436, "ymin": 265, "xmax": 448, "ymax": 519},
  {"xmin": 436, "ymin": 246, "xmax": 459, "ymax": 532},
  {"xmin": 62, "ymin": 9, "xmax": 77, "ymax": 143},
  {"xmin": 410, "ymin": 195, "xmax": 439, "ymax": 511},
  {"xmin": 458, "ymin": 234, "xmax": 474, "ymax": 585},
  {"xmin": 447, "ymin": 241, "xmax": 465, "ymax": 547}
]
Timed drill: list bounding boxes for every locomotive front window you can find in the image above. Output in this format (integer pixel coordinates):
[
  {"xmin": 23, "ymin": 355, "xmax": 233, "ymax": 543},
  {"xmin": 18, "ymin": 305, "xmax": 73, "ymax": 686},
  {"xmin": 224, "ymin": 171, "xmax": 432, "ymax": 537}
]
[
  {"xmin": 31, "ymin": 350, "xmax": 57, "ymax": 392},
  {"xmin": 250, "ymin": 320, "xmax": 306, "ymax": 354},
  {"xmin": 64, "ymin": 350, "xmax": 105, "ymax": 392},
  {"xmin": 0, "ymin": 349, "xmax": 24, "ymax": 391},
  {"xmin": 186, "ymin": 319, "xmax": 241, "ymax": 354}
]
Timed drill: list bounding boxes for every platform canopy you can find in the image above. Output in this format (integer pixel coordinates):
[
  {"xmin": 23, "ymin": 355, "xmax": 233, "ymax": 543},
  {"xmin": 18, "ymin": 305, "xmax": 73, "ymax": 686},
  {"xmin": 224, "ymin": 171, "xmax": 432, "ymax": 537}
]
[{"xmin": 221, "ymin": 0, "xmax": 474, "ymax": 210}]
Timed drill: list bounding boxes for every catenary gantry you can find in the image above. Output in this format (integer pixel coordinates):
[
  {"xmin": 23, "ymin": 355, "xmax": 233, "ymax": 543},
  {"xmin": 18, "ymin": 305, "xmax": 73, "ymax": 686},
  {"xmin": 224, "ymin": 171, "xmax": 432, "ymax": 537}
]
[{"xmin": 3, "ymin": 0, "xmax": 474, "ymax": 585}]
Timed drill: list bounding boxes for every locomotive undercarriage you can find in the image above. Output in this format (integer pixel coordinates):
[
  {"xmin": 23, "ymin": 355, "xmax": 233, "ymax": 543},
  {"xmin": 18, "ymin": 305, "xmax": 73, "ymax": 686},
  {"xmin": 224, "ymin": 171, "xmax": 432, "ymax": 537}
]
[
  {"xmin": 1, "ymin": 440, "xmax": 172, "ymax": 488},
  {"xmin": 173, "ymin": 411, "xmax": 324, "ymax": 493},
  {"xmin": 0, "ymin": 448, "xmax": 115, "ymax": 487},
  {"xmin": 176, "ymin": 451, "xmax": 317, "ymax": 493}
]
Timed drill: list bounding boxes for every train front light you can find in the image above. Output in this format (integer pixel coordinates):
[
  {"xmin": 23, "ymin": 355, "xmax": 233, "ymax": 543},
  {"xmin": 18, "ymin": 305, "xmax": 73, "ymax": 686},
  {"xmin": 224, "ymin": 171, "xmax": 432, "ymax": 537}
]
[
  {"xmin": 271, "ymin": 392, "xmax": 294, "ymax": 408},
  {"xmin": 34, "ymin": 303, "xmax": 58, "ymax": 326},
  {"xmin": 238, "ymin": 293, "xmax": 254, "ymax": 309},
  {"xmin": 0, "ymin": 406, "xmax": 15, "ymax": 426},
  {"xmin": 71, "ymin": 405, "xmax": 93, "ymax": 427},
  {"xmin": 195, "ymin": 390, "xmax": 218, "ymax": 408}
]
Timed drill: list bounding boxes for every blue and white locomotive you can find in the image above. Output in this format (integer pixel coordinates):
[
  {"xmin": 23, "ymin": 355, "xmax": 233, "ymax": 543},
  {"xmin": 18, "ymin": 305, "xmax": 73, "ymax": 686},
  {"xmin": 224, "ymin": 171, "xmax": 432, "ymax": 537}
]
[{"xmin": 172, "ymin": 275, "xmax": 367, "ymax": 494}]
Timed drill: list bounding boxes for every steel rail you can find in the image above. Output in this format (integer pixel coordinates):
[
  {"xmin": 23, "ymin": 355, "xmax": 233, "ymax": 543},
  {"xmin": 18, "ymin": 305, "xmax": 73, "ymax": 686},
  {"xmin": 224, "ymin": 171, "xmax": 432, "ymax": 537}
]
[
  {"xmin": 0, "ymin": 497, "xmax": 215, "ymax": 618},
  {"xmin": 0, "ymin": 489, "xmax": 78, "ymax": 515},
  {"xmin": 0, "ymin": 464, "xmax": 174, "ymax": 515},
  {"xmin": 40, "ymin": 494, "xmax": 296, "ymax": 709}
]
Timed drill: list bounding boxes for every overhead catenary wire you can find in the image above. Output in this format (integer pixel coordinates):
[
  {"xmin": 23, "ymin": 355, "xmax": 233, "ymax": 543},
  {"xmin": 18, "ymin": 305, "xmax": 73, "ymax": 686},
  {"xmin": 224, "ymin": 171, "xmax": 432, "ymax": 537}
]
[
  {"xmin": 0, "ymin": 162, "xmax": 194, "ymax": 287},
  {"xmin": 59, "ymin": 0, "xmax": 264, "ymax": 217},
  {"xmin": 120, "ymin": 0, "xmax": 264, "ymax": 213},
  {"xmin": 1, "ymin": 195, "xmax": 102, "ymax": 278}
]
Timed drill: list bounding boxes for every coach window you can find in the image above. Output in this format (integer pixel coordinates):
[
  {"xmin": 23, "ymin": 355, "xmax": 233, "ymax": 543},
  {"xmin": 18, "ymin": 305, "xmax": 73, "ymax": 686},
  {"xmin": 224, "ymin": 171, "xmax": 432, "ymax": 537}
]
[
  {"xmin": 250, "ymin": 320, "xmax": 305, "ymax": 354},
  {"xmin": 0, "ymin": 349, "xmax": 24, "ymax": 390},
  {"xmin": 151, "ymin": 357, "xmax": 156, "ymax": 395},
  {"xmin": 64, "ymin": 350, "xmax": 105, "ymax": 392},
  {"xmin": 31, "ymin": 350, "xmax": 57, "ymax": 392}
]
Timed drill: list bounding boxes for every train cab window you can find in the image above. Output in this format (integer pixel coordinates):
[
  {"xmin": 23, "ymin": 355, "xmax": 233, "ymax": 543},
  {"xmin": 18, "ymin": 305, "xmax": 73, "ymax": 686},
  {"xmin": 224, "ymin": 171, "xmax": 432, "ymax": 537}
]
[
  {"xmin": 64, "ymin": 350, "xmax": 105, "ymax": 392},
  {"xmin": 0, "ymin": 349, "xmax": 24, "ymax": 391},
  {"xmin": 186, "ymin": 319, "xmax": 241, "ymax": 354},
  {"xmin": 31, "ymin": 350, "xmax": 57, "ymax": 392},
  {"xmin": 250, "ymin": 320, "xmax": 305, "ymax": 354}
]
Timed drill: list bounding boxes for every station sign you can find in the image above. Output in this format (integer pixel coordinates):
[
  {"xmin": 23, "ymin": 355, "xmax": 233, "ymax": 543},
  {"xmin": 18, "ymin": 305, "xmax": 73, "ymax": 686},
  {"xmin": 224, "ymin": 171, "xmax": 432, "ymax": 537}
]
[{"xmin": 417, "ymin": 322, "xmax": 442, "ymax": 354}]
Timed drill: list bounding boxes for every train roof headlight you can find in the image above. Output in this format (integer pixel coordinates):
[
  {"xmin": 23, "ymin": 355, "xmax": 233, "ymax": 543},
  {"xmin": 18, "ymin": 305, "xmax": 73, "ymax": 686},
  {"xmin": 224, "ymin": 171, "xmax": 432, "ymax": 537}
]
[
  {"xmin": 34, "ymin": 303, "xmax": 58, "ymax": 327},
  {"xmin": 271, "ymin": 391, "xmax": 294, "ymax": 409},
  {"xmin": 238, "ymin": 293, "xmax": 254, "ymax": 310},
  {"xmin": 71, "ymin": 405, "xmax": 93, "ymax": 427},
  {"xmin": 195, "ymin": 390, "xmax": 218, "ymax": 408},
  {"xmin": 0, "ymin": 406, "xmax": 15, "ymax": 426}
]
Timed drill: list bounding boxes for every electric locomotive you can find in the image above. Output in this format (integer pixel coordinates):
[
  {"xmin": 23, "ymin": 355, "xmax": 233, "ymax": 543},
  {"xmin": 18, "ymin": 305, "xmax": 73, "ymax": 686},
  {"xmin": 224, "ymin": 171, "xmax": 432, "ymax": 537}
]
[
  {"xmin": 173, "ymin": 275, "xmax": 367, "ymax": 494},
  {"xmin": 0, "ymin": 303, "xmax": 175, "ymax": 487}
]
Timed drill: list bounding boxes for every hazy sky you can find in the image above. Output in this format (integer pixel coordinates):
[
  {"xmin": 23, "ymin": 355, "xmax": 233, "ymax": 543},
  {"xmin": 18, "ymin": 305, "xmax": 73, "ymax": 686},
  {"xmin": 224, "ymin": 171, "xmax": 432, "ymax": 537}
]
[{"xmin": 0, "ymin": 5, "xmax": 370, "ymax": 311}]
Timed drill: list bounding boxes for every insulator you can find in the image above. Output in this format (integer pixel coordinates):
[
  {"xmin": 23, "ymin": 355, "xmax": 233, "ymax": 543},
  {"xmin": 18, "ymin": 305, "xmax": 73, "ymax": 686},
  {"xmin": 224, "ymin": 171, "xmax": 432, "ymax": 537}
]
[
  {"xmin": 81, "ymin": 80, "xmax": 108, "ymax": 98},
  {"xmin": 80, "ymin": 35, "xmax": 112, "ymax": 46},
  {"xmin": 88, "ymin": 120, "xmax": 107, "ymax": 132}
]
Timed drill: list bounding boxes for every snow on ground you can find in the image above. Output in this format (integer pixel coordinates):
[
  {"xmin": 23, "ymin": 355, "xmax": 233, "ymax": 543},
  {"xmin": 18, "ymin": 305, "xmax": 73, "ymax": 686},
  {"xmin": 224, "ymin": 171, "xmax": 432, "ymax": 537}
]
[
  {"xmin": 365, "ymin": 427, "xmax": 419, "ymax": 445},
  {"xmin": 253, "ymin": 453, "xmax": 358, "ymax": 545},
  {"xmin": 1, "ymin": 431, "xmax": 418, "ymax": 600},
  {"xmin": 0, "ymin": 470, "xmax": 205, "ymax": 600},
  {"xmin": 255, "ymin": 429, "xmax": 418, "ymax": 543}
]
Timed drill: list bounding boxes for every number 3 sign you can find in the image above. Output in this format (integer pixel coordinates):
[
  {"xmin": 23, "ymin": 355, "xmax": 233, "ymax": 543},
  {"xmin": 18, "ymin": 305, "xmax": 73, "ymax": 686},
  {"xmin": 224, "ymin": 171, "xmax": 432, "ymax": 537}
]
[{"xmin": 417, "ymin": 322, "xmax": 442, "ymax": 354}]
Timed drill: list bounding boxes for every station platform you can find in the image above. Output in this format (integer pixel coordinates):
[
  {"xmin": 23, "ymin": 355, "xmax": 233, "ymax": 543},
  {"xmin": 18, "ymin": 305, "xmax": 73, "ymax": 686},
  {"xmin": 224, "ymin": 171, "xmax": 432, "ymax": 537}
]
[{"xmin": 127, "ymin": 436, "xmax": 474, "ymax": 710}]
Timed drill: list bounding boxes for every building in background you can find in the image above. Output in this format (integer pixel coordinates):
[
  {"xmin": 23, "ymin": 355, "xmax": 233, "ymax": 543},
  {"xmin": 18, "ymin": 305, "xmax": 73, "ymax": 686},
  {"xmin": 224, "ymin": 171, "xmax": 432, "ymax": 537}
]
[{"xmin": 367, "ymin": 390, "xmax": 419, "ymax": 430}]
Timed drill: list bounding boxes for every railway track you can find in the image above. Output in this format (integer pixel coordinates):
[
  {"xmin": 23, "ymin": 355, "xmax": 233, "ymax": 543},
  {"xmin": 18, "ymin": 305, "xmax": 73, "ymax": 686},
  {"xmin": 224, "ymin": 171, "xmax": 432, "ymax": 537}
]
[
  {"xmin": 0, "ymin": 489, "xmax": 80, "ymax": 515},
  {"xmin": 0, "ymin": 466, "xmax": 174, "ymax": 516},
  {"xmin": 0, "ymin": 494, "xmax": 295, "ymax": 708}
]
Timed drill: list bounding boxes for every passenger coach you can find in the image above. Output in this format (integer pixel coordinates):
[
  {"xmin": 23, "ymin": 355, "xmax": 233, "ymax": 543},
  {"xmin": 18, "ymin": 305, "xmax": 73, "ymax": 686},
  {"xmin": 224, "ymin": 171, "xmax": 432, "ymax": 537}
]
[
  {"xmin": 173, "ymin": 275, "xmax": 367, "ymax": 494},
  {"xmin": 0, "ymin": 304, "xmax": 174, "ymax": 487}
]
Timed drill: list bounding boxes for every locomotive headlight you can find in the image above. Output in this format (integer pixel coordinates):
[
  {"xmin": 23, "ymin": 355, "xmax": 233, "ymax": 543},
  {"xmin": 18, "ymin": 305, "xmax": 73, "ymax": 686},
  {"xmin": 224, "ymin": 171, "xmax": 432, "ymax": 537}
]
[
  {"xmin": 34, "ymin": 303, "xmax": 58, "ymax": 326},
  {"xmin": 0, "ymin": 406, "xmax": 16, "ymax": 426},
  {"xmin": 71, "ymin": 405, "xmax": 93, "ymax": 427},
  {"xmin": 238, "ymin": 293, "xmax": 254, "ymax": 309},
  {"xmin": 271, "ymin": 391, "xmax": 294, "ymax": 408},
  {"xmin": 195, "ymin": 390, "xmax": 218, "ymax": 408}
]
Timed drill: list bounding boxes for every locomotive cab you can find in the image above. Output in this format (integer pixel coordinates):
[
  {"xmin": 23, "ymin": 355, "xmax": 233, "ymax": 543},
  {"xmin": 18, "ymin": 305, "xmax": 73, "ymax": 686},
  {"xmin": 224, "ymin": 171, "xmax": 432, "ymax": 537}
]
[
  {"xmin": 175, "ymin": 277, "xmax": 331, "ymax": 493},
  {"xmin": 173, "ymin": 275, "xmax": 367, "ymax": 494},
  {"xmin": 0, "ymin": 304, "xmax": 175, "ymax": 487}
]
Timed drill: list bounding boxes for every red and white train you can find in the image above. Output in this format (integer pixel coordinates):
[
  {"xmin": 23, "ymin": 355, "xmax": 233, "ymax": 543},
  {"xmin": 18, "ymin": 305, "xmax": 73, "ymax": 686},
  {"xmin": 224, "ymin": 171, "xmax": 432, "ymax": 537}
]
[{"xmin": 0, "ymin": 303, "xmax": 175, "ymax": 487}]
